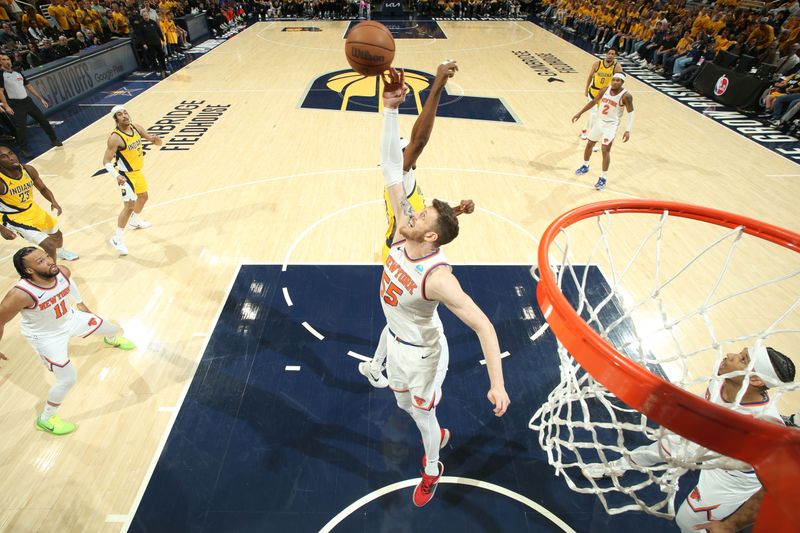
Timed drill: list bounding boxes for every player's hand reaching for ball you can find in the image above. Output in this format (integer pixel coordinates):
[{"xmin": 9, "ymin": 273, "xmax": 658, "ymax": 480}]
[
  {"xmin": 453, "ymin": 199, "xmax": 474, "ymax": 216},
  {"xmin": 435, "ymin": 60, "xmax": 458, "ymax": 86},
  {"xmin": 487, "ymin": 386, "xmax": 510, "ymax": 417},
  {"xmin": 381, "ymin": 68, "xmax": 407, "ymax": 109}
]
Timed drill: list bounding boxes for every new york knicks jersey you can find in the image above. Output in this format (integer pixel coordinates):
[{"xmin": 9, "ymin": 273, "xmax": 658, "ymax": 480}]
[
  {"xmin": 380, "ymin": 241, "xmax": 450, "ymax": 347},
  {"xmin": 0, "ymin": 167, "xmax": 34, "ymax": 215},
  {"xmin": 598, "ymin": 88, "xmax": 627, "ymax": 124},
  {"xmin": 15, "ymin": 272, "xmax": 74, "ymax": 338},
  {"xmin": 589, "ymin": 60, "xmax": 617, "ymax": 99},
  {"xmin": 114, "ymin": 127, "xmax": 145, "ymax": 172},
  {"xmin": 704, "ymin": 378, "xmax": 783, "ymax": 425}
]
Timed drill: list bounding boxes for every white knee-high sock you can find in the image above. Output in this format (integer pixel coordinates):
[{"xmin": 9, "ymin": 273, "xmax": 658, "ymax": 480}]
[
  {"xmin": 370, "ymin": 325, "xmax": 388, "ymax": 374},
  {"xmin": 41, "ymin": 363, "xmax": 77, "ymax": 420},
  {"xmin": 411, "ymin": 406, "xmax": 442, "ymax": 476}
]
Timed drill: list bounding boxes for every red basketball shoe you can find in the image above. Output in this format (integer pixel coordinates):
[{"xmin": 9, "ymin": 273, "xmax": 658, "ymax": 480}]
[{"xmin": 413, "ymin": 461, "xmax": 443, "ymax": 507}]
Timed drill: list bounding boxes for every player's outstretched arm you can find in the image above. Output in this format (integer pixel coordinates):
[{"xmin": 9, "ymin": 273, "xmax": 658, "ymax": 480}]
[
  {"xmin": 57, "ymin": 265, "xmax": 92, "ymax": 314},
  {"xmin": 425, "ymin": 268, "xmax": 510, "ymax": 417},
  {"xmin": 25, "ymin": 164, "xmax": 61, "ymax": 215},
  {"xmin": 134, "ymin": 123, "xmax": 162, "ymax": 146},
  {"xmin": 381, "ymin": 68, "xmax": 412, "ymax": 237},
  {"xmin": 404, "ymin": 60, "xmax": 458, "ymax": 171},
  {"xmin": 573, "ymin": 87, "xmax": 605, "ymax": 122}
]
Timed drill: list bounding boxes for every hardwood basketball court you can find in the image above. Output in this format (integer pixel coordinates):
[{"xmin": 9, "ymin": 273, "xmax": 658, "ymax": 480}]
[{"xmin": 0, "ymin": 20, "xmax": 796, "ymax": 532}]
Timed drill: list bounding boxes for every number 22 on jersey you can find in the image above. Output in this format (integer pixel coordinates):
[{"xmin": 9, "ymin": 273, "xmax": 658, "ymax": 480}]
[{"xmin": 380, "ymin": 272, "xmax": 402, "ymax": 306}]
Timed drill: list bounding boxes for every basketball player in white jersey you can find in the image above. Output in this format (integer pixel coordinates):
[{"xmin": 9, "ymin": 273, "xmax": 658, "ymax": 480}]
[
  {"xmin": 377, "ymin": 67, "xmax": 510, "ymax": 507},
  {"xmin": 572, "ymin": 72, "xmax": 635, "ymax": 190},
  {"xmin": 584, "ymin": 345, "xmax": 795, "ymax": 532},
  {"xmin": 0, "ymin": 246, "xmax": 136, "ymax": 435},
  {"xmin": 358, "ymin": 59, "xmax": 466, "ymax": 389}
]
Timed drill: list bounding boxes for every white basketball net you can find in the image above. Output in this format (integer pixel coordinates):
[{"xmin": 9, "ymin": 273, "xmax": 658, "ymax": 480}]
[{"xmin": 528, "ymin": 208, "xmax": 800, "ymax": 519}]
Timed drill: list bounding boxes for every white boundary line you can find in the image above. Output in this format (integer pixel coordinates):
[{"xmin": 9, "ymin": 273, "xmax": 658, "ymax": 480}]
[
  {"xmin": 282, "ymin": 287, "xmax": 293, "ymax": 306},
  {"xmin": 346, "ymin": 350, "xmax": 371, "ymax": 362},
  {"xmin": 480, "ymin": 350, "xmax": 510, "ymax": 365},
  {"xmin": 118, "ymin": 263, "xmax": 243, "ymax": 533},
  {"xmin": 319, "ymin": 476, "xmax": 576, "ymax": 532},
  {"xmin": 302, "ymin": 321, "xmax": 325, "ymax": 340},
  {"xmin": 285, "ymin": 365, "xmax": 301, "ymax": 371}
]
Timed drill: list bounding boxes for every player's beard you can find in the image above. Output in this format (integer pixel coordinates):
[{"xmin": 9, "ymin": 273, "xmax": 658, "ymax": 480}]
[
  {"xmin": 398, "ymin": 224, "xmax": 424, "ymax": 241},
  {"xmin": 39, "ymin": 264, "xmax": 59, "ymax": 279}
]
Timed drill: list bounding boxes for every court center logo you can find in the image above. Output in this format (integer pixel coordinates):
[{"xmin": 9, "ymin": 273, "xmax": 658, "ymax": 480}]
[
  {"xmin": 300, "ymin": 69, "xmax": 517, "ymax": 122},
  {"xmin": 714, "ymin": 75, "xmax": 730, "ymax": 96}
]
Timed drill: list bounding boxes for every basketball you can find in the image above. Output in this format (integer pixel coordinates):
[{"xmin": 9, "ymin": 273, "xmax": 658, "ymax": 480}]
[{"xmin": 345, "ymin": 21, "xmax": 395, "ymax": 76}]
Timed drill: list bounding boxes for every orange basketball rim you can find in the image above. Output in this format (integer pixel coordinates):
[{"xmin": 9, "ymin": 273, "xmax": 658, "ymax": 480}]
[{"xmin": 536, "ymin": 199, "xmax": 800, "ymax": 532}]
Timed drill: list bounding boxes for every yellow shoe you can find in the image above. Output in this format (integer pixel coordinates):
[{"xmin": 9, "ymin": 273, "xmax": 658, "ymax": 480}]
[
  {"xmin": 35, "ymin": 415, "xmax": 76, "ymax": 435},
  {"xmin": 104, "ymin": 336, "xmax": 135, "ymax": 350}
]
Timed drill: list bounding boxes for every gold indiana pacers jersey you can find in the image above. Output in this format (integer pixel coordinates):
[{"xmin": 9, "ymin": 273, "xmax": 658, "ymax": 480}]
[
  {"xmin": 589, "ymin": 60, "xmax": 617, "ymax": 99},
  {"xmin": 114, "ymin": 127, "xmax": 145, "ymax": 172},
  {"xmin": 0, "ymin": 166, "xmax": 35, "ymax": 215}
]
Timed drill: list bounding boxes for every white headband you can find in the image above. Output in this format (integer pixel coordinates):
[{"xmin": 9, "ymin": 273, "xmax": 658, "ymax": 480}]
[
  {"xmin": 748, "ymin": 346, "xmax": 782, "ymax": 387},
  {"xmin": 612, "ymin": 73, "xmax": 626, "ymax": 81},
  {"xmin": 110, "ymin": 105, "xmax": 127, "ymax": 117}
]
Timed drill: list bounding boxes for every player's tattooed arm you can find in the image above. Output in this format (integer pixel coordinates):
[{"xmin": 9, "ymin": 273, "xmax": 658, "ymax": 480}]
[{"xmin": 400, "ymin": 197, "xmax": 414, "ymax": 219}]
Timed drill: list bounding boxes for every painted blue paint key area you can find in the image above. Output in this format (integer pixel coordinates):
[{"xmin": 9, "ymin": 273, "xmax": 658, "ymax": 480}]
[{"xmin": 130, "ymin": 265, "xmax": 685, "ymax": 532}]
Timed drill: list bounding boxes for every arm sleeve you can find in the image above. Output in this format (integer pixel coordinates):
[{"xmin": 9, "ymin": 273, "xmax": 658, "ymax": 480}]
[
  {"xmin": 626, "ymin": 110, "xmax": 635, "ymax": 132},
  {"xmin": 380, "ymin": 108, "xmax": 404, "ymax": 188},
  {"xmin": 68, "ymin": 276, "xmax": 83, "ymax": 303}
]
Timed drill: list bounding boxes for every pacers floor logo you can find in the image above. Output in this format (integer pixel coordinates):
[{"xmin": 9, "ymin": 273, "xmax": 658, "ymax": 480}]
[{"xmin": 300, "ymin": 68, "xmax": 517, "ymax": 122}]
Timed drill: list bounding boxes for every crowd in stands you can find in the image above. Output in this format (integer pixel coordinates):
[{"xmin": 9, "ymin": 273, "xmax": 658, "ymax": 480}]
[
  {"xmin": 0, "ymin": 0, "xmax": 232, "ymax": 73},
  {"xmin": 249, "ymin": 0, "xmax": 524, "ymax": 20},
  {"xmin": 538, "ymin": 0, "xmax": 800, "ymax": 128}
]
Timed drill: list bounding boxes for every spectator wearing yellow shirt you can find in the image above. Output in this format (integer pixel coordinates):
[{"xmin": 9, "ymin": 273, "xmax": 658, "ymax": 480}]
[
  {"xmin": 159, "ymin": 11, "xmax": 178, "ymax": 57},
  {"xmin": 714, "ymin": 28, "xmax": 736, "ymax": 52},
  {"xmin": 21, "ymin": 7, "xmax": 49, "ymax": 40},
  {"xmin": 662, "ymin": 30, "xmax": 692, "ymax": 73},
  {"xmin": 747, "ymin": 18, "xmax": 775, "ymax": 53},
  {"xmin": 690, "ymin": 9, "xmax": 712, "ymax": 37},
  {"xmin": 48, "ymin": 0, "xmax": 71, "ymax": 33},
  {"xmin": 63, "ymin": 2, "xmax": 81, "ymax": 32},
  {"xmin": 109, "ymin": 3, "xmax": 129, "ymax": 35}
]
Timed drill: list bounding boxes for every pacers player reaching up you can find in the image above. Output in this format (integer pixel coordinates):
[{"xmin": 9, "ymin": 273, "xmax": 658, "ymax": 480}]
[
  {"xmin": 376, "ymin": 67, "xmax": 510, "ymax": 507},
  {"xmin": 0, "ymin": 246, "xmax": 135, "ymax": 435},
  {"xmin": 581, "ymin": 48, "xmax": 623, "ymax": 140},
  {"xmin": 0, "ymin": 145, "xmax": 78, "ymax": 261},
  {"xmin": 103, "ymin": 105, "xmax": 162, "ymax": 255},
  {"xmin": 358, "ymin": 60, "xmax": 473, "ymax": 388}
]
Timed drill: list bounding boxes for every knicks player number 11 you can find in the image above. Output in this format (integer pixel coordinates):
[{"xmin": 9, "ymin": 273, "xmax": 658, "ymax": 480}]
[
  {"xmin": 53, "ymin": 300, "xmax": 68, "ymax": 318},
  {"xmin": 380, "ymin": 272, "xmax": 402, "ymax": 307}
]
